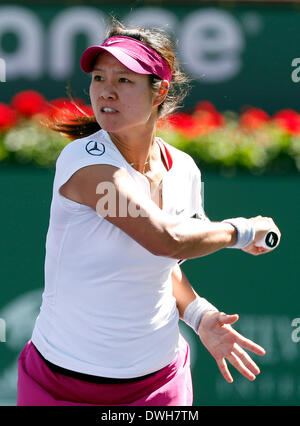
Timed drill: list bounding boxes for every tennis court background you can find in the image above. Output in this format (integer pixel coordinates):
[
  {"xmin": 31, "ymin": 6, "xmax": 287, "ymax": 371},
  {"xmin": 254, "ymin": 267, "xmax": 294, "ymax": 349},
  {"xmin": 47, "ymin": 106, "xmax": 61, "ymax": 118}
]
[
  {"xmin": 0, "ymin": 0, "xmax": 300, "ymax": 406},
  {"xmin": 0, "ymin": 163, "xmax": 299, "ymax": 406},
  {"xmin": 1, "ymin": 1, "xmax": 300, "ymax": 114}
]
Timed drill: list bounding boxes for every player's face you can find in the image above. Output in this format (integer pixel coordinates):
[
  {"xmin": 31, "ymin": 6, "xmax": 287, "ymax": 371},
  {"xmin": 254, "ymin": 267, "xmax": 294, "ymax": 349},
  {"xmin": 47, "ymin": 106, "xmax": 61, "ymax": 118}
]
[{"xmin": 89, "ymin": 51, "xmax": 156, "ymax": 134}]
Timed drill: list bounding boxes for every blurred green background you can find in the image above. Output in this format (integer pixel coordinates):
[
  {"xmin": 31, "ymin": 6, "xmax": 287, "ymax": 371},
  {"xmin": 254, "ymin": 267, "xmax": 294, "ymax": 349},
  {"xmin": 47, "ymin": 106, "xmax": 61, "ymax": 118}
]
[
  {"xmin": 0, "ymin": 0, "xmax": 299, "ymax": 406},
  {"xmin": 1, "ymin": 0, "xmax": 300, "ymax": 113}
]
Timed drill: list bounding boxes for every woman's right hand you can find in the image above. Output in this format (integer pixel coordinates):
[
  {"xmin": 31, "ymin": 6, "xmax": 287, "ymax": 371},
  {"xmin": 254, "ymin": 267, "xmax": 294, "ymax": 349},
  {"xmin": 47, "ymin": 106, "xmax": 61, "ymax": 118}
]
[{"xmin": 242, "ymin": 215, "xmax": 281, "ymax": 255}]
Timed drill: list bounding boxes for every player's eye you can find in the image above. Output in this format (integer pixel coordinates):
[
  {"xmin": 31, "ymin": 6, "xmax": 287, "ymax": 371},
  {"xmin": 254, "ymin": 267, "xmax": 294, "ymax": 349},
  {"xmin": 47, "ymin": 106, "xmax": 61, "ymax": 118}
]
[
  {"xmin": 119, "ymin": 77, "xmax": 131, "ymax": 83},
  {"xmin": 93, "ymin": 75, "xmax": 103, "ymax": 81}
]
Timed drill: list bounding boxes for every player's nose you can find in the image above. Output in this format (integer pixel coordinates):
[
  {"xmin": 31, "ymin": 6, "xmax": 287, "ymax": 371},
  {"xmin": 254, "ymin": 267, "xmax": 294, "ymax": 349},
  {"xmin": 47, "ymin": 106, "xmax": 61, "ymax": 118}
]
[{"xmin": 100, "ymin": 84, "xmax": 117, "ymax": 100}]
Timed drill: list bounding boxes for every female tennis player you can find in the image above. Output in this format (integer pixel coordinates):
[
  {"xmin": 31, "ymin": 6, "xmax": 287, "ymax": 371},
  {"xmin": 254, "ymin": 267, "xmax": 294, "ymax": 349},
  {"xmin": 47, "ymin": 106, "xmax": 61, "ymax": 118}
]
[{"xmin": 17, "ymin": 20, "xmax": 280, "ymax": 406}]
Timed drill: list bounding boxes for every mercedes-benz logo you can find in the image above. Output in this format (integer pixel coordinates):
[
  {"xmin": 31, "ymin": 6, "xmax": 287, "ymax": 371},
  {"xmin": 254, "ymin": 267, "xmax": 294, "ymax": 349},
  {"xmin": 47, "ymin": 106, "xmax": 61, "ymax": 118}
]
[{"xmin": 85, "ymin": 141, "xmax": 105, "ymax": 156}]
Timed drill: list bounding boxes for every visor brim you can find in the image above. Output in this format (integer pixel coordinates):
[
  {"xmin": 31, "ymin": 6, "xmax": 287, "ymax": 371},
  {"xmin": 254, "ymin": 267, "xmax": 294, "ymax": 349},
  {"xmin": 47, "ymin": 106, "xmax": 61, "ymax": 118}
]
[{"xmin": 80, "ymin": 46, "xmax": 153, "ymax": 75}]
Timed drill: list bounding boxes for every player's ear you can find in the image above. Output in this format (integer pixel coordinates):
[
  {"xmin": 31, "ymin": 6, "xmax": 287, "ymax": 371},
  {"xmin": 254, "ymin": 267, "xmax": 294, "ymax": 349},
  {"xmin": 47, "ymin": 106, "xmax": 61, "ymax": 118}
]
[
  {"xmin": 153, "ymin": 80, "xmax": 169, "ymax": 107},
  {"xmin": 159, "ymin": 80, "xmax": 169, "ymax": 95}
]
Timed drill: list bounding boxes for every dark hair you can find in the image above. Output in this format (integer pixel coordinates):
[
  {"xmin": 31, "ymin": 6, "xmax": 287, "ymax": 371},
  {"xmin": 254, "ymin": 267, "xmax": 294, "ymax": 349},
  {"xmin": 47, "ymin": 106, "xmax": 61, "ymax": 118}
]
[{"xmin": 43, "ymin": 18, "xmax": 191, "ymax": 140}]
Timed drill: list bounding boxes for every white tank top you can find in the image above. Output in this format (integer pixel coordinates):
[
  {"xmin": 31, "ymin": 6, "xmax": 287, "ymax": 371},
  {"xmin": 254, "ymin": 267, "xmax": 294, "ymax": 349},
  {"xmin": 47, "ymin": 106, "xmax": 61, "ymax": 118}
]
[{"xmin": 31, "ymin": 129, "xmax": 206, "ymax": 378}]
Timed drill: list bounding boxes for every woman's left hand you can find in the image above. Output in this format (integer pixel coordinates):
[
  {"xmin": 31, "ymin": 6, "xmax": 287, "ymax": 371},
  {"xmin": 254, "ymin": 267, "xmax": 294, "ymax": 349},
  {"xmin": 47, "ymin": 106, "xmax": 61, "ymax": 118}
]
[{"xmin": 197, "ymin": 311, "xmax": 266, "ymax": 383}]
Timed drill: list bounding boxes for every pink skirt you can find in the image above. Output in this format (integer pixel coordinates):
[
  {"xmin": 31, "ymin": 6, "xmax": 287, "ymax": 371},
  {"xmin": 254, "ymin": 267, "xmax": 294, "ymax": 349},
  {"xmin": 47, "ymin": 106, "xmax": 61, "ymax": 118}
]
[{"xmin": 17, "ymin": 337, "xmax": 193, "ymax": 406}]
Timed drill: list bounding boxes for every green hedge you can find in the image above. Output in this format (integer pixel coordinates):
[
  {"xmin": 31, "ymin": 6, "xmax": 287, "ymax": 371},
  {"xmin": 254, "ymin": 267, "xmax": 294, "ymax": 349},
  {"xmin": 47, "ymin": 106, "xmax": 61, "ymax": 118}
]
[{"xmin": 1, "ymin": 92, "xmax": 300, "ymax": 175}]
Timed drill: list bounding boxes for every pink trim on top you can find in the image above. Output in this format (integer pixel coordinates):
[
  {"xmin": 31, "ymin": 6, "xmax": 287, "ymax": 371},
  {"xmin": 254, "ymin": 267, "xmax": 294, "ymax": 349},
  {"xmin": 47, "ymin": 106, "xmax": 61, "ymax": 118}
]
[{"xmin": 156, "ymin": 138, "xmax": 173, "ymax": 171}]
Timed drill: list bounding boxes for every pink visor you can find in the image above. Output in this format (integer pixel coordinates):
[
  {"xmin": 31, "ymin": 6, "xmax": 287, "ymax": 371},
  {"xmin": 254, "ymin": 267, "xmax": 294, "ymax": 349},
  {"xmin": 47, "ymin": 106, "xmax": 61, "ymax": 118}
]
[{"xmin": 80, "ymin": 35, "xmax": 172, "ymax": 82}]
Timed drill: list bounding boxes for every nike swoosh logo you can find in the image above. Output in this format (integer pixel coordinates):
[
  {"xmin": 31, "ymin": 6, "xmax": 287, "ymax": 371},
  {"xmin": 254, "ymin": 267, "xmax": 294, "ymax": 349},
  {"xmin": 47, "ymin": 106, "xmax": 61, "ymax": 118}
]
[
  {"xmin": 106, "ymin": 40, "xmax": 122, "ymax": 45},
  {"xmin": 175, "ymin": 208, "xmax": 185, "ymax": 215}
]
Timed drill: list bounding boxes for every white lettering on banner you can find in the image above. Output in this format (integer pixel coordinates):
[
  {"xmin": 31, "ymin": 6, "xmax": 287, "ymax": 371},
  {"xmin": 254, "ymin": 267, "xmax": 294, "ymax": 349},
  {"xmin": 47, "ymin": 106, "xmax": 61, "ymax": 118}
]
[
  {"xmin": 49, "ymin": 7, "xmax": 106, "ymax": 79},
  {"xmin": 0, "ymin": 6, "xmax": 259, "ymax": 83},
  {"xmin": 179, "ymin": 9, "xmax": 245, "ymax": 83},
  {"xmin": 0, "ymin": 6, "xmax": 43, "ymax": 79},
  {"xmin": 124, "ymin": 7, "xmax": 177, "ymax": 33},
  {"xmin": 0, "ymin": 58, "xmax": 5, "ymax": 82}
]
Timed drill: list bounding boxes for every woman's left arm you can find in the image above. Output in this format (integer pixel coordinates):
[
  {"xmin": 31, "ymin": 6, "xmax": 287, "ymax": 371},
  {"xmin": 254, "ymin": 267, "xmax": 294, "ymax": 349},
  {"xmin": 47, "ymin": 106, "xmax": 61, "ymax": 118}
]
[
  {"xmin": 171, "ymin": 263, "xmax": 198, "ymax": 320},
  {"xmin": 171, "ymin": 263, "xmax": 266, "ymax": 382}
]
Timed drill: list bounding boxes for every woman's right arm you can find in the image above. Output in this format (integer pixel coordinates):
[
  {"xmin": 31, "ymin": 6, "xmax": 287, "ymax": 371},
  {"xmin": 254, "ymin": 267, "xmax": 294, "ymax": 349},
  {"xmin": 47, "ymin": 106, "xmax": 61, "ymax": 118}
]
[{"xmin": 59, "ymin": 164, "xmax": 279, "ymax": 259}]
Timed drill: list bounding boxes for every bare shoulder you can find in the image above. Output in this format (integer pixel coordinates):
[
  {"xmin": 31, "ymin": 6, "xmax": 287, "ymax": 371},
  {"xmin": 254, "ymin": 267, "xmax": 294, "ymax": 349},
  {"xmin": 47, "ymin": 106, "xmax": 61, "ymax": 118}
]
[{"xmin": 59, "ymin": 163, "xmax": 128, "ymax": 209}]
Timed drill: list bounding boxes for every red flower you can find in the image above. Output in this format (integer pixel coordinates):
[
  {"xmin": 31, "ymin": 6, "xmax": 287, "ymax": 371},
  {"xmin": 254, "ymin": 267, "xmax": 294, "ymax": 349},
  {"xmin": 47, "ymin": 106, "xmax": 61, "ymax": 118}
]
[
  {"xmin": 165, "ymin": 113, "xmax": 200, "ymax": 137},
  {"xmin": 0, "ymin": 103, "xmax": 18, "ymax": 130},
  {"xmin": 11, "ymin": 90, "xmax": 47, "ymax": 117},
  {"xmin": 273, "ymin": 109, "xmax": 300, "ymax": 134},
  {"xmin": 194, "ymin": 101, "xmax": 225, "ymax": 131},
  {"xmin": 167, "ymin": 113, "xmax": 197, "ymax": 130},
  {"xmin": 240, "ymin": 108, "xmax": 270, "ymax": 130},
  {"xmin": 195, "ymin": 101, "xmax": 217, "ymax": 114},
  {"xmin": 161, "ymin": 102, "xmax": 225, "ymax": 138}
]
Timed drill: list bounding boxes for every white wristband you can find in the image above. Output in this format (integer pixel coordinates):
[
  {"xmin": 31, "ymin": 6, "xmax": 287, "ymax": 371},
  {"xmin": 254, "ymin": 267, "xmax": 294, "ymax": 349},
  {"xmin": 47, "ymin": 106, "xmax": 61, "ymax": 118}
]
[
  {"xmin": 222, "ymin": 217, "xmax": 255, "ymax": 249},
  {"xmin": 183, "ymin": 296, "xmax": 218, "ymax": 334}
]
